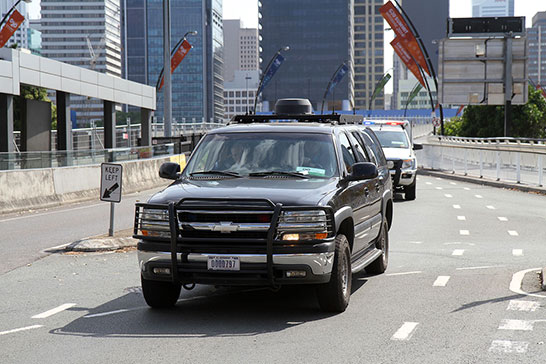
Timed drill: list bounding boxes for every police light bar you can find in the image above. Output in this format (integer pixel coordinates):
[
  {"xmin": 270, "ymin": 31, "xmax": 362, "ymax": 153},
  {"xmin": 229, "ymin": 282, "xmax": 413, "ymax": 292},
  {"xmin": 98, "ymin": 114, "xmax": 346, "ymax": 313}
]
[
  {"xmin": 387, "ymin": 121, "xmax": 405, "ymax": 126},
  {"xmin": 363, "ymin": 121, "xmax": 375, "ymax": 125}
]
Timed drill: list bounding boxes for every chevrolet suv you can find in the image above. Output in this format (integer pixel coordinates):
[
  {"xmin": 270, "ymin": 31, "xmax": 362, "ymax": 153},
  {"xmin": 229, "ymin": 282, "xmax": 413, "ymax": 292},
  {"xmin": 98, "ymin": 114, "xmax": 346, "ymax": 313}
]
[{"xmin": 134, "ymin": 99, "xmax": 393, "ymax": 312}]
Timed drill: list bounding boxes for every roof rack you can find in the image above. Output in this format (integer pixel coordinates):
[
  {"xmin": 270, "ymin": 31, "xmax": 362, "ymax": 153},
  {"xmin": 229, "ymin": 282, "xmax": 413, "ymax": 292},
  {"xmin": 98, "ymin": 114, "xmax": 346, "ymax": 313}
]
[{"xmin": 230, "ymin": 113, "xmax": 364, "ymax": 125}]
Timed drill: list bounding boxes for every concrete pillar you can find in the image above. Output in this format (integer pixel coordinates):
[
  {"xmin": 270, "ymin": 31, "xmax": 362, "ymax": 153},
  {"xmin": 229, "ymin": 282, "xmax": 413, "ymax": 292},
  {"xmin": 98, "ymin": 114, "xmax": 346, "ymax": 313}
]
[
  {"xmin": 140, "ymin": 108, "xmax": 153, "ymax": 147},
  {"xmin": 56, "ymin": 91, "xmax": 73, "ymax": 151},
  {"xmin": 0, "ymin": 93, "xmax": 14, "ymax": 153},
  {"xmin": 104, "ymin": 100, "xmax": 116, "ymax": 149}
]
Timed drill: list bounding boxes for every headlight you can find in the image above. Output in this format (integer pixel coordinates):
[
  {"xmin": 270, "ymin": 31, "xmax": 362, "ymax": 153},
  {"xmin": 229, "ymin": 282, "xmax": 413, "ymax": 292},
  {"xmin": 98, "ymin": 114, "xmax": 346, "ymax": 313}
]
[
  {"xmin": 137, "ymin": 207, "xmax": 170, "ymax": 238},
  {"xmin": 387, "ymin": 160, "xmax": 395, "ymax": 169},
  {"xmin": 278, "ymin": 210, "xmax": 331, "ymax": 241},
  {"xmin": 401, "ymin": 159, "xmax": 415, "ymax": 169}
]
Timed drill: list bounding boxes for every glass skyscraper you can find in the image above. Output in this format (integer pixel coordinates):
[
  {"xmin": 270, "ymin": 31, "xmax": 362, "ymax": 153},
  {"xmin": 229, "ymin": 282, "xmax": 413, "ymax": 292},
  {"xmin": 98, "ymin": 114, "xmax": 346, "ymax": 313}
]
[
  {"xmin": 259, "ymin": 0, "xmax": 354, "ymax": 112},
  {"xmin": 122, "ymin": 0, "xmax": 224, "ymax": 122}
]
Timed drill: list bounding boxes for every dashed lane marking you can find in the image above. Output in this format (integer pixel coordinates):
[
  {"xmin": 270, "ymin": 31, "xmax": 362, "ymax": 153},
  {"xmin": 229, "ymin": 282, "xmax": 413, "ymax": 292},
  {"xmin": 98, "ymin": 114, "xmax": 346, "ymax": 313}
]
[
  {"xmin": 433, "ymin": 276, "xmax": 450, "ymax": 287},
  {"xmin": 498, "ymin": 217, "xmax": 508, "ymax": 221},
  {"xmin": 464, "ymin": 187, "xmax": 471, "ymax": 191},
  {"xmin": 408, "ymin": 241, "xmax": 423, "ymax": 244},
  {"xmin": 456, "ymin": 265, "xmax": 504, "ymax": 270},
  {"xmin": 452, "ymin": 249, "xmax": 465, "ymax": 256},
  {"xmin": 386, "ymin": 271, "xmax": 423, "ymax": 277},
  {"xmin": 84, "ymin": 309, "xmax": 131, "ymax": 318},
  {"xmin": 391, "ymin": 322, "xmax": 419, "ymax": 341},
  {"xmin": 489, "ymin": 340, "xmax": 529, "ymax": 354},
  {"xmin": 32, "ymin": 303, "xmax": 76, "ymax": 319},
  {"xmin": 459, "ymin": 230, "xmax": 470, "ymax": 235},
  {"xmin": 457, "ymin": 216, "xmax": 466, "ymax": 221},
  {"xmin": 486, "ymin": 205, "xmax": 496, "ymax": 210},
  {"xmin": 444, "ymin": 242, "xmax": 475, "ymax": 246},
  {"xmin": 475, "ymin": 194, "xmax": 483, "ymax": 199},
  {"xmin": 435, "ymin": 187, "xmax": 443, "ymax": 190},
  {"xmin": 498, "ymin": 319, "xmax": 534, "ymax": 331},
  {"xmin": 444, "ymin": 194, "xmax": 453, "ymax": 198},
  {"xmin": 453, "ymin": 204, "xmax": 461, "ymax": 209},
  {"xmin": 450, "ymin": 182, "xmax": 457, "ymax": 185},
  {"xmin": 0, "ymin": 325, "xmax": 43, "ymax": 336},
  {"xmin": 512, "ymin": 249, "xmax": 524, "ymax": 257},
  {"xmin": 426, "ymin": 182, "xmax": 432, "ymax": 185},
  {"xmin": 508, "ymin": 230, "xmax": 519, "ymax": 236},
  {"xmin": 507, "ymin": 300, "xmax": 540, "ymax": 312}
]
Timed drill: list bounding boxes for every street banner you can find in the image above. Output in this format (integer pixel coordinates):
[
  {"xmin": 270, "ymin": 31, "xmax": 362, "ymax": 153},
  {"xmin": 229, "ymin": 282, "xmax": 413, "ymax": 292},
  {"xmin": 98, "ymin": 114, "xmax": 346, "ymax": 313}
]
[
  {"xmin": 406, "ymin": 83, "xmax": 423, "ymax": 107},
  {"xmin": 370, "ymin": 73, "xmax": 392, "ymax": 103},
  {"xmin": 158, "ymin": 39, "xmax": 192, "ymax": 90},
  {"xmin": 380, "ymin": 1, "xmax": 430, "ymax": 76},
  {"xmin": 257, "ymin": 53, "xmax": 285, "ymax": 96},
  {"xmin": 391, "ymin": 38, "xmax": 425, "ymax": 87},
  {"xmin": 326, "ymin": 63, "xmax": 349, "ymax": 97},
  {"xmin": 456, "ymin": 105, "xmax": 465, "ymax": 116},
  {"xmin": 0, "ymin": 9, "xmax": 25, "ymax": 48}
]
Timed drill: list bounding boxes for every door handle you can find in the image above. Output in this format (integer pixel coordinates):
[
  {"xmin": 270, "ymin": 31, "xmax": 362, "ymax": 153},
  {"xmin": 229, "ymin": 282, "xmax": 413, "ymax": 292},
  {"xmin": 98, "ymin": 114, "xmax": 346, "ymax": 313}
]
[
  {"xmin": 364, "ymin": 187, "xmax": 370, "ymax": 196},
  {"xmin": 375, "ymin": 182, "xmax": 380, "ymax": 190}
]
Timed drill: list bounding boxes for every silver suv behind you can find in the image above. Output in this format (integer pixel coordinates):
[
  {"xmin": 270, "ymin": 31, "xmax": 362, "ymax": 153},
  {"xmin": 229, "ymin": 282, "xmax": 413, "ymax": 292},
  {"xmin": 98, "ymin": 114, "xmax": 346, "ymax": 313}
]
[{"xmin": 364, "ymin": 120, "xmax": 422, "ymax": 200}]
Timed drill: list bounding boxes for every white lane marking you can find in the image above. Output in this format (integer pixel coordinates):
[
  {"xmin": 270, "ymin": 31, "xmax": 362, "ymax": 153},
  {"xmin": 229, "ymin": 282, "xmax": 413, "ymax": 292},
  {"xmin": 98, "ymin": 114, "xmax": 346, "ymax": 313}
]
[
  {"xmin": 391, "ymin": 322, "xmax": 419, "ymax": 341},
  {"xmin": 508, "ymin": 230, "xmax": 519, "ymax": 236},
  {"xmin": 0, "ymin": 203, "xmax": 103, "ymax": 223},
  {"xmin": 486, "ymin": 205, "xmax": 496, "ymax": 210},
  {"xmin": 84, "ymin": 309, "xmax": 130, "ymax": 318},
  {"xmin": 456, "ymin": 265, "xmax": 504, "ymax": 270},
  {"xmin": 435, "ymin": 187, "xmax": 443, "ymax": 190},
  {"xmin": 509, "ymin": 268, "xmax": 546, "ymax": 298},
  {"xmin": 425, "ymin": 182, "xmax": 432, "ymax": 185},
  {"xmin": 32, "ymin": 303, "xmax": 76, "ymax": 319},
  {"xmin": 507, "ymin": 300, "xmax": 540, "ymax": 312},
  {"xmin": 0, "ymin": 325, "xmax": 43, "ymax": 336},
  {"xmin": 444, "ymin": 194, "xmax": 453, "ymax": 198},
  {"xmin": 457, "ymin": 216, "xmax": 466, "ymax": 221},
  {"xmin": 453, "ymin": 204, "xmax": 461, "ymax": 209},
  {"xmin": 489, "ymin": 340, "xmax": 529, "ymax": 353},
  {"xmin": 435, "ymin": 178, "xmax": 442, "ymax": 180},
  {"xmin": 433, "ymin": 276, "xmax": 450, "ymax": 287},
  {"xmin": 464, "ymin": 187, "xmax": 471, "ymax": 191},
  {"xmin": 450, "ymin": 182, "xmax": 457, "ymax": 185},
  {"xmin": 498, "ymin": 319, "xmax": 534, "ymax": 331},
  {"xmin": 459, "ymin": 230, "xmax": 470, "ymax": 235},
  {"xmin": 452, "ymin": 249, "xmax": 465, "ymax": 256},
  {"xmin": 498, "ymin": 217, "xmax": 508, "ymax": 221},
  {"xmin": 444, "ymin": 242, "xmax": 475, "ymax": 246},
  {"xmin": 475, "ymin": 194, "xmax": 483, "ymax": 199},
  {"xmin": 408, "ymin": 241, "xmax": 422, "ymax": 244},
  {"xmin": 512, "ymin": 249, "xmax": 524, "ymax": 257},
  {"xmin": 386, "ymin": 271, "xmax": 423, "ymax": 277}
]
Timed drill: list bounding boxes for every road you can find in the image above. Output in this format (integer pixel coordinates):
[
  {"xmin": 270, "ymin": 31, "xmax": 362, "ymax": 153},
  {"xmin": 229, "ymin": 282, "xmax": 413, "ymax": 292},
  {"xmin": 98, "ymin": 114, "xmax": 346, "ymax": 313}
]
[{"xmin": 1, "ymin": 175, "xmax": 546, "ymax": 363}]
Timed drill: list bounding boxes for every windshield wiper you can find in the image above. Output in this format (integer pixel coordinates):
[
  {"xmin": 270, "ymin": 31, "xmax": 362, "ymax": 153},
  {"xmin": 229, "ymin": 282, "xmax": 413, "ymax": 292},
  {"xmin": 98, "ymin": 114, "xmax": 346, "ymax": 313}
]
[
  {"xmin": 248, "ymin": 171, "xmax": 309, "ymax": 179},
  {"xmin": 190, "ymin": 170, "xmax": 241, "ymax": 178}
]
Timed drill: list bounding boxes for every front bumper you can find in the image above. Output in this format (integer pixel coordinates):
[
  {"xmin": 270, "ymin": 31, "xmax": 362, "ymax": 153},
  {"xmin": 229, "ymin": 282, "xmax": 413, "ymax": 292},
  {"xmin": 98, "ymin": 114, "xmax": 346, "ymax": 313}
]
[
  {"xmin": 139, "ymin": 250, "xmax": 334, "ymax": 285},
  {"xmin": 389, "ymin": 168, "xmax": 416, "ymax": 187}
]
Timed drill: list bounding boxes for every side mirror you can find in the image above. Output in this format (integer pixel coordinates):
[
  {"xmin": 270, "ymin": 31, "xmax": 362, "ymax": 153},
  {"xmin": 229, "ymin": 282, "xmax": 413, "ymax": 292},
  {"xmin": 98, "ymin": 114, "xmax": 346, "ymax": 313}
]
[
  {"xmin": 346, "ymin": 162, "xmax": 378, "ymax": 181},
  {"xmin": 413, "ymin": 143, "xmax": 423, "ymax": 150},
  {"xmin": 159, "ymin": 162, "xmax": 180, "ymax": 180}
]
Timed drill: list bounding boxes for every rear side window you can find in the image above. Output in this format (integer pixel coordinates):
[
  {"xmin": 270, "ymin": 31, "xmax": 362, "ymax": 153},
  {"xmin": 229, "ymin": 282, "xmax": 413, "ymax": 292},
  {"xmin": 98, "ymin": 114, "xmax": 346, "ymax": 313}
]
[
  {"xmin": 338, "ymin": 132, "xmax": 357, "ymax": 173},
  {"xmin": 350, "ymin": 131, "xmax": 371, "ymax": 162},
  {"xmin": 361, "ymin": 130, "xmax": 387, "ymax": 166}
]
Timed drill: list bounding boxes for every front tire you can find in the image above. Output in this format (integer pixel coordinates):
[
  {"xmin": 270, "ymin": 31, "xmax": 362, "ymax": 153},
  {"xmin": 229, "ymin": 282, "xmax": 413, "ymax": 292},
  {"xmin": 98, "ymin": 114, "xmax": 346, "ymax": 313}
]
[
  {"xmin": 405, "ymin": 180, "xmax": 416, "ymax": 200},
  {"xmin": 141, "ymin": 275, "xmax": 181, "ymax": 308},
  {"xmin": 366, "ymin": 220, "xmax": 389, "ymax": 274},
  {"xmin": 316, "ymin": 234, "xmax": 351, "ymax": 313}
]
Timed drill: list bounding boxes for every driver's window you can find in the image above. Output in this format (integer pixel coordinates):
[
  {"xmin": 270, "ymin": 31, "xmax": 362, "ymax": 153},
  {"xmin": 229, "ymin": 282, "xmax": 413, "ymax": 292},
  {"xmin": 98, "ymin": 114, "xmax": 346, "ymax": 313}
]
[{"xmin": 338, "ymin": 133, "xmax": 357, "ymax": 173}]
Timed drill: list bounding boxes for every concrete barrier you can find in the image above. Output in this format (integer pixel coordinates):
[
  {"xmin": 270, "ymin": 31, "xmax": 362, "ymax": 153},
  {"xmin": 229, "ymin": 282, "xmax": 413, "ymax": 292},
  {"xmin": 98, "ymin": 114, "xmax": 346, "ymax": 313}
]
[{"xmin": 0, "ymin": 155, "xmax": 186, "ymax": 215}]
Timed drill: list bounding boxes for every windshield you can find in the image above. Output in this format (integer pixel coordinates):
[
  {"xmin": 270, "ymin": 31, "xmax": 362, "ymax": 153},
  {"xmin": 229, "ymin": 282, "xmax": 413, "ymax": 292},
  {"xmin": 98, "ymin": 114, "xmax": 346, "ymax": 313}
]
[
  {"xmin": 373, "ymin": 130, "xmax": 410, "ymax": 149},
  {"xmin": 184, "ymin": 132, "xmax": 338, "ymax": 178}
]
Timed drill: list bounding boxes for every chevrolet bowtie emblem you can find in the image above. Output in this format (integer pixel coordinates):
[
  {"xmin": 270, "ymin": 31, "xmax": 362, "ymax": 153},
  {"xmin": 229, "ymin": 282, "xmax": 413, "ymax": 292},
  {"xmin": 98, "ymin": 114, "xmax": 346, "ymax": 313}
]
[{"xmin": 211, "ymin": 221, "xmax": 238, "ymax": 233}]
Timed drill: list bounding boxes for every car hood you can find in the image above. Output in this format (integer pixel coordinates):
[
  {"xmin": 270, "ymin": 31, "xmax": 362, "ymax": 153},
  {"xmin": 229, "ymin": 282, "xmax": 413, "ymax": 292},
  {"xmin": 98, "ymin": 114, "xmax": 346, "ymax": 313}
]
[
  {"xmin": 382, "ymin": 147, "xmax": 414, "ymax": 160},
  {"xmin": 148, "ymin": 177, "xmax": 339, "ymax": 207}
]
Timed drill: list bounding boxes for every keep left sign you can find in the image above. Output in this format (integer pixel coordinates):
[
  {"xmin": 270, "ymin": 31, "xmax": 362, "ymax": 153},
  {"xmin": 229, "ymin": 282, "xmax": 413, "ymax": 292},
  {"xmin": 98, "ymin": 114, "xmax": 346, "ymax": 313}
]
[{"xmin": 100, "ymin": 163, "xmax": 123, "ymax": 203}]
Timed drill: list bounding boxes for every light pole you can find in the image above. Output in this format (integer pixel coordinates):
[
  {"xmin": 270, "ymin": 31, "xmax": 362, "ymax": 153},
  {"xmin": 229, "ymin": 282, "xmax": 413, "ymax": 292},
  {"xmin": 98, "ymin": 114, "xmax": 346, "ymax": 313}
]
[
  {"xmin": 253, "ymin": 45, "xmax": 289, "ymax": 114},
  {"xmin": 245, "ymin": 74, "xmax": 251, "ymax": 113},
  {"xmin": 0, "ymin": 0, "xmax": 32, "ymax": 29},
  {"xmin": 155, "ymin": 30, "xmax": 198, "ymax": 90}
]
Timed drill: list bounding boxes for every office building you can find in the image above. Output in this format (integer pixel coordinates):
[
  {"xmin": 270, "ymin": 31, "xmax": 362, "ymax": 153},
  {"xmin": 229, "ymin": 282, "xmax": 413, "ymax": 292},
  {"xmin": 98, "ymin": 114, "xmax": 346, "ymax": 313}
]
[
  {"xmin": 391, "ymin": 0, "xmax": 448, "ymax": 110},
  {"xmin": 259, "ymin": 0, "xmax": 354, "ymax": 112},
  {"xmin": 41, "ymin": 0, "xmax": 122, "ymax": 126},
  {"xmin": 122, "ymin": 0, "xmax": 224, "ymax": 123},
  {"xmin": 354, "ymin": 0, "xmax": 385, "ymax": 110},
  {"xmin": 1, "ymin": 0, "xmax": 29, "ymax": 49},
  {"xmin": 223, "ymin": 19, "xmax": 259, "ymax": 83},
  {"xmin": 528, "ymin": 12, "xmax": 546, "ymax": 88},
  {"xmin": 223, "ymin": 70, "xmax": 259, "ymax": 120},
  {"xmin": 472, "ymin": 0, "xmax": 514, "ymax": 17}
]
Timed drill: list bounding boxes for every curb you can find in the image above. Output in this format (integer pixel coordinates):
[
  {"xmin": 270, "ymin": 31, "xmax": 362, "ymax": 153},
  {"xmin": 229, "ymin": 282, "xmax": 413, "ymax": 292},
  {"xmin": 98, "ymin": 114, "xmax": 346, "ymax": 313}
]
[{"xmin": 418, "ymin": 168, "xmax": 546, "ymax": 196}]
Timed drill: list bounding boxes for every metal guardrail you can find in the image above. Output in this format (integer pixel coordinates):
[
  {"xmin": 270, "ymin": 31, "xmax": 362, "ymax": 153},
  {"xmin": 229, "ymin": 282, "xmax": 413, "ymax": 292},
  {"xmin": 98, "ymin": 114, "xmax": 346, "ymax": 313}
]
[{"xmin": 418, "ymin": 136, "xmax": 546, "ymax": 187}]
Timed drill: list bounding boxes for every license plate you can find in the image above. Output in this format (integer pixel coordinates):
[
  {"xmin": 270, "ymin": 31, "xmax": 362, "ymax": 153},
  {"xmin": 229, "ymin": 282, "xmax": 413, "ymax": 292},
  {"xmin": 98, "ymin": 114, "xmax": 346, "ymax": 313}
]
[{"xmin": 207, "ymin": 256, "xmax": 240, "ymax": 271}]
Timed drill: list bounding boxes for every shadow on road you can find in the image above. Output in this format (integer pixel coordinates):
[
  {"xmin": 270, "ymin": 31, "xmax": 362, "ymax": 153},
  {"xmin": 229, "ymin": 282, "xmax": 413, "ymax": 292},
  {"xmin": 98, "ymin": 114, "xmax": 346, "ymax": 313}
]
[{"xmin": 50, "ymin": 278, "xmax": 369, "ymax": 339}]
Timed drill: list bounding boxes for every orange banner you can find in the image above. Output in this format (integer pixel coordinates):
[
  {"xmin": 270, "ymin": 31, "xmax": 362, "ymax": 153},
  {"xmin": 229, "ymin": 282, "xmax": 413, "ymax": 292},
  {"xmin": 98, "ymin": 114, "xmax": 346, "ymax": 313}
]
[
  {"xmin": 159, "ymin": 39, "xmax": 192, "ymax": 90},
  {"xmin": 391, "ymin": 37, "xmax": 425, "ymax": 88},
  {"xmin": 380, "ymin": 1, "xmax": 430, "ymax": 76},
  {"xmin": 0, "ymin": 9, "xmax": 25, "ymax": 48}
]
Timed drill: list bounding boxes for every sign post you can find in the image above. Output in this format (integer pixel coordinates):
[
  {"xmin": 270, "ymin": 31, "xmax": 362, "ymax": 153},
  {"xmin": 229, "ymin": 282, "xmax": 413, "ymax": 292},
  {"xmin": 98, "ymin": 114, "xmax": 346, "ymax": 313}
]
[{"xmin": 100, "ymin": 163, "xmax": 123, "ymax": 236}]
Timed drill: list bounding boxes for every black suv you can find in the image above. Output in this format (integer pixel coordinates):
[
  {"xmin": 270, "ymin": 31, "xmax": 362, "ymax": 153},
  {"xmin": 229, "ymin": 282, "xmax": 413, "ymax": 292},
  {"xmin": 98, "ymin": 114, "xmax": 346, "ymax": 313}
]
[{"xmin": 134, "ymin": 99, "xmax": 393, "ymax": 312}]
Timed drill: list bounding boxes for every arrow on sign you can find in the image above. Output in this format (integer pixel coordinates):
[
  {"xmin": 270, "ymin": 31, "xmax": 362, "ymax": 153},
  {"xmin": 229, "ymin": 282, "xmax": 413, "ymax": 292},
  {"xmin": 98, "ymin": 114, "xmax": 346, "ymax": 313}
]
[{"xmin": 102, "ymin": 183, "xmax": 119, "ymax": 199}]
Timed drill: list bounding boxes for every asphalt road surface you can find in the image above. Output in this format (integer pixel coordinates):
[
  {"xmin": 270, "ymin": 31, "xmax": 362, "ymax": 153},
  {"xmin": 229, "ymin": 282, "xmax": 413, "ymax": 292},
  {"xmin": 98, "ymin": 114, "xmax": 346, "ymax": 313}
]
[{"xmin": 1, "ymin": 175, "xmax": 545, "ymax": 364}]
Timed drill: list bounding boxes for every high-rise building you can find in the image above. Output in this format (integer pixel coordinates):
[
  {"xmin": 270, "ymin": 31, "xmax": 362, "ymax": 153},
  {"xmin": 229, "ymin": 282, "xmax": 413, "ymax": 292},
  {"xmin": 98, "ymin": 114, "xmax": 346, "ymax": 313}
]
[
  {"xmin": 472, "ymin": 0, "xmax": 514, "ymax": 17},
  {"xmin": 1, "ymin": 0, "xmax": 30, "ymax": 49},
  {"xmin": 223, "ymin": 70, "xmax": 259, "ymax": 120},
  {"xmin": 528, "ymin": 12, "xmax": 546, "ymax": 87},
  {"xmin": 121, "ymin": 0, "xmax": 224, "ymax": 123},
  {"xmin": 354, "ymin": 0, "xmax": 385, "ymax": 110},
  {"xmin": 40, "ymin": 0, "xmax": 122, "ymax": 125},
  {"xmin": 27, "ymin": 19, "xmax": 41, "ymax": 56},
  {"xmin": 223, "ymin": 19, "xmax": 259, "ymax": 83},
  {"xmin": 259, "ymin": 0, "xmax": 354, "ymax": 112},
  {"xmin": 391, "ymin": 0, "xmax": 448, "ymax": 110}
]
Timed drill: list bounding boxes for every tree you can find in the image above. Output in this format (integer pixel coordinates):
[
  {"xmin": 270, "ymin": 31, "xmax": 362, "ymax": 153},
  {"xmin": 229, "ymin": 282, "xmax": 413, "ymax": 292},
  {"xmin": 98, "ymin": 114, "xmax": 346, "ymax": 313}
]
[{"xmin": 444, "ymin": 86, "xmax": 546, "ymax": 138}]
